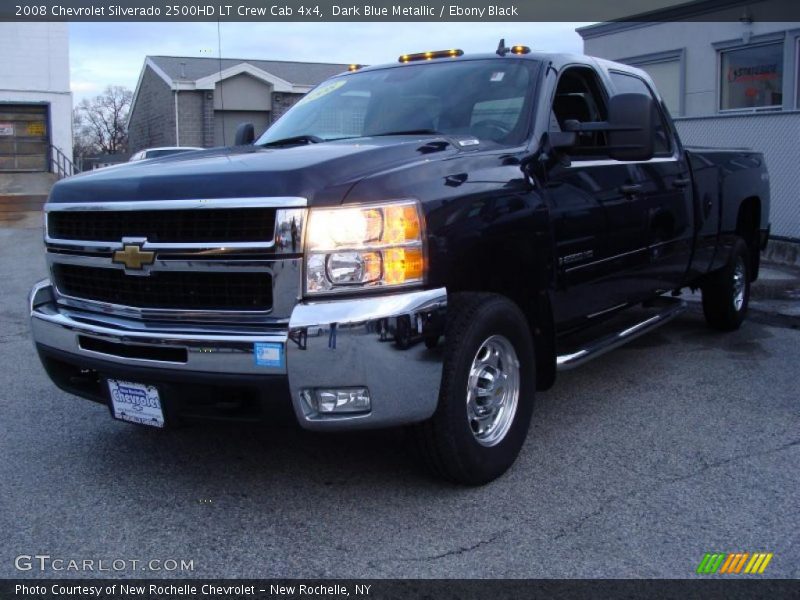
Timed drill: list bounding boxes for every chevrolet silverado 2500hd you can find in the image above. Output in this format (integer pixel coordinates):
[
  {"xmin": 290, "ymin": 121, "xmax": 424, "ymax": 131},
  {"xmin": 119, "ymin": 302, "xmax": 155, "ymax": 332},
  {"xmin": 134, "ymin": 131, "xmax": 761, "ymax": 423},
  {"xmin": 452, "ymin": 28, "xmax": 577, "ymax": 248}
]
[{"xmin": 29, "ymin": 46, "xmax": 770, "ymax": 484}]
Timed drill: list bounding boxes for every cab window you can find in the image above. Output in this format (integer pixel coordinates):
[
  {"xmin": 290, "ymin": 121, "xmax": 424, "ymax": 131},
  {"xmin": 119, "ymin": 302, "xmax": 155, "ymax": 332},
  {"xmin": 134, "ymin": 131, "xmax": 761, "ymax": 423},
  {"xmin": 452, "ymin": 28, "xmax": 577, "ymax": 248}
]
[
  {"xmin": 550, "ymin": 66, "xmax": 610, "ymax": 159},
  {"xmin": 609, "ymin": 71, "xmax": 672, "ymax": 155}
]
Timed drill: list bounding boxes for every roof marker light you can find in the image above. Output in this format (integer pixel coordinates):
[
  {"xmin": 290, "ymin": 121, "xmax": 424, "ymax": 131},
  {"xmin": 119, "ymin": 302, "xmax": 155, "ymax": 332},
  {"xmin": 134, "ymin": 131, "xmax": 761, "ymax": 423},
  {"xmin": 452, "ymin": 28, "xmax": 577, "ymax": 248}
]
[
  {"xmin": 348, "ymin": 64, "xmax": 363, "ymax": 71},
  {"xmin": 398, "ymin": 49, "xmax": 464, "ymax": 63},
  {"xmin": 510, "ymin": 45, "xmax": 531, "ymax": 55}
]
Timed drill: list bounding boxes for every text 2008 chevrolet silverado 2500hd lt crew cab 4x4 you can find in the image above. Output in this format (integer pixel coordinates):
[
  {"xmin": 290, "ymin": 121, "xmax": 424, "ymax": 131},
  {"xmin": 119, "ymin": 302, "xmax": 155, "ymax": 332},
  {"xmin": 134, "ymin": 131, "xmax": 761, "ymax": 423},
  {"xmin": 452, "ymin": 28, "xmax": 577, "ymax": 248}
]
[{"xmin": 29, "ymin": 45, "xmax": 770, "ymax": 484}]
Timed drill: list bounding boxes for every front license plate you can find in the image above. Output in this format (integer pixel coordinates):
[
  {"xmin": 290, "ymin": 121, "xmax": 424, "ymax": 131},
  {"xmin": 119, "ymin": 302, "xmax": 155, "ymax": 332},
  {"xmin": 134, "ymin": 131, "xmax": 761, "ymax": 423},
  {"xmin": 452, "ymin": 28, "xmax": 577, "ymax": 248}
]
[{"xmin": 107, "ymin": 379, "xmax": 165, "ymax": 428}]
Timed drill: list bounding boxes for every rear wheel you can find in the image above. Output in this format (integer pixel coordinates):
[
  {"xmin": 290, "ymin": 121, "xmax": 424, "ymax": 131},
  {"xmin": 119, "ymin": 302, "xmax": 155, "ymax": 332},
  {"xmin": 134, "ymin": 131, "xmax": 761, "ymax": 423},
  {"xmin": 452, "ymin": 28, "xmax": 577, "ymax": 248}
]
[
  {"xmin": 410, "ymin": 293, "xmax": 535, "ymax": 485},
  {"xmin": 701, "ymin": 237, "xmax": 750, "ymax": 331}
]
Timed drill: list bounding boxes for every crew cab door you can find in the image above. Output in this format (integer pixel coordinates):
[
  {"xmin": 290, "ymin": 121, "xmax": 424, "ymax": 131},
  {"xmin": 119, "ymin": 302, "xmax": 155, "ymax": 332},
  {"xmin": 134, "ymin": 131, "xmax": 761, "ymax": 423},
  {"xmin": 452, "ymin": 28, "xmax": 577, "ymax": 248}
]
[
  {"xmin": 544, "ymin": 65, "xmax": 650, "ymax": 327},
  {"xmin": 607, "ymin": 70, "xmax": 694, "ymax": 293}
]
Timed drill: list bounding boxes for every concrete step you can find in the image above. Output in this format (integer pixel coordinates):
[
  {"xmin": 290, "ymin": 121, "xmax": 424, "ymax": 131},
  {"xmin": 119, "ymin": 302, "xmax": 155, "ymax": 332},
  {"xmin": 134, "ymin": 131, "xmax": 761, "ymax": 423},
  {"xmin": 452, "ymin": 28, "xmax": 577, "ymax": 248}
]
[
  {"xmin": 0, "ymin": 194, "xmax": 48, "ymax": 212},
  {"xmin": 0, "ymin": 193, "xmax": 47, "ymax": 228},
  {"xmin": 0, "ymin": 171, "xmax": 58, "ymax": 195}
]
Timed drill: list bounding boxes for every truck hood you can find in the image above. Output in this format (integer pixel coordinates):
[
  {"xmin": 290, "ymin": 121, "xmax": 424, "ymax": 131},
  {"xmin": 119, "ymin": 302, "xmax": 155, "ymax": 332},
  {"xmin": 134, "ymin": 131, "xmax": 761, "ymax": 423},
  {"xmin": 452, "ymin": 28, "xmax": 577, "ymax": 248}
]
[{"xmin": 48, "ymin": 137, "xmax": 460, "ymax": 206}]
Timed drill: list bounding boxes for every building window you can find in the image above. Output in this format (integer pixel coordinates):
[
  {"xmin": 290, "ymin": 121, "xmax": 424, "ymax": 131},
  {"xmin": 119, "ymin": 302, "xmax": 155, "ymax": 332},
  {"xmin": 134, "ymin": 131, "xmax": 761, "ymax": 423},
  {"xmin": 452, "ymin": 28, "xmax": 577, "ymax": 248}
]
[
  {"xmin": 720, "ymin": 42, "xmax": 783, "ymax": 111},
  {"xmin": 634, "ymin": 60, "xmax": 681, "ymax": 116},
  {"xmin": 796, "ymin": 37, "xmax": 800, "ymax": 109},
  {"xmin": 616, "ymin": 50, "xmax": 684, "ymax": 117}
]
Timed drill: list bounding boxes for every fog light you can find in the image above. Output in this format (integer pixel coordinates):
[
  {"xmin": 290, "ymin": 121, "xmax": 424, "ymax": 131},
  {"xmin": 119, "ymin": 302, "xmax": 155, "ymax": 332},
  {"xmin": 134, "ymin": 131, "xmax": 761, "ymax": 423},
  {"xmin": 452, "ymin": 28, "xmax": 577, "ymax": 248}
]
[{"xmin": 302, "ymin": 387, "xmax": 371, "ymax": 414}]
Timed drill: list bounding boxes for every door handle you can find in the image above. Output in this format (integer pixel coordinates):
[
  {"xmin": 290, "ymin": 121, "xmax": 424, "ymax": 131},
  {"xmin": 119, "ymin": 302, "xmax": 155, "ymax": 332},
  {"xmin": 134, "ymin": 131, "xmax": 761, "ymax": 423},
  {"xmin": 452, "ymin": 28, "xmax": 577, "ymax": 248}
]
[
  {"xmin": 619, "ymin": 183, "xmax": 642, "ymax": 195},
  {"xmin": 673, "ymin": 177, "xmax": 691, "ymax": 188}
]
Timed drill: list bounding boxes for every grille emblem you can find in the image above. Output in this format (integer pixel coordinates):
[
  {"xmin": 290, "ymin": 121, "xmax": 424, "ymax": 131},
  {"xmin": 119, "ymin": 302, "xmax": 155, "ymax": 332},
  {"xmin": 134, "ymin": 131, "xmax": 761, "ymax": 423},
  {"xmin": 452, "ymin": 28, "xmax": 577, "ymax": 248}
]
[{"xmin": 113, "ymin": 244, "xmax": 155, "ymax": 270}]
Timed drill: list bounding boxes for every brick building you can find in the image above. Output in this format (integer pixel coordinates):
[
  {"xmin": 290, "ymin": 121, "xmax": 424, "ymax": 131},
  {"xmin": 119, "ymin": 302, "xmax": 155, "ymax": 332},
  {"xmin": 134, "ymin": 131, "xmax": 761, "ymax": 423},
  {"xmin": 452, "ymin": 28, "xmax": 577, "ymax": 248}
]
[{"xmin": 127, "ymin": 56, "xmax": 350, "ymax": 153}]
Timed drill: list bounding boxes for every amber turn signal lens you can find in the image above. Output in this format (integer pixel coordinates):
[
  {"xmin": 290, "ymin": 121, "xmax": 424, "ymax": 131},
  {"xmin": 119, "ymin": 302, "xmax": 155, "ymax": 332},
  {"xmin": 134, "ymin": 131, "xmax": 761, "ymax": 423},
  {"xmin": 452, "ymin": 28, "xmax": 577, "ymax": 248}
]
[
  {"xmin": 383, "ymin": 204, "xmax": 421, "ymax": 244},
  {"xmin": 383, "ymin": 247, "xmax": 424, "ymax": 285}
]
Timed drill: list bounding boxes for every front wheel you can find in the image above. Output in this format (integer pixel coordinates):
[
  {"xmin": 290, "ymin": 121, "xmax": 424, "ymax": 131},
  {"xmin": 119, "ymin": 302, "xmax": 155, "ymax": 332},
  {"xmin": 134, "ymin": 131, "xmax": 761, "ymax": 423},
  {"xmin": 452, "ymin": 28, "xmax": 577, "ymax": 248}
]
[
  {"xmin": 701, "ymin": 237, "xmax": 750, "ymax": 331},
  {"xmin": 410, "ymin": 293, "xmax": 535, "ymax": 485}
]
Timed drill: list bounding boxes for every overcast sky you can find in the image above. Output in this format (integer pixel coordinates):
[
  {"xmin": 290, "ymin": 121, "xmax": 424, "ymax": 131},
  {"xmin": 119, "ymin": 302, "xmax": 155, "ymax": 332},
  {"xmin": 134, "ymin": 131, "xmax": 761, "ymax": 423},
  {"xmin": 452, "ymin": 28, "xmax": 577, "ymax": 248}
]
[{"xmin": 69, "ymin": 22, "xmax": 590, "ymax": 101}]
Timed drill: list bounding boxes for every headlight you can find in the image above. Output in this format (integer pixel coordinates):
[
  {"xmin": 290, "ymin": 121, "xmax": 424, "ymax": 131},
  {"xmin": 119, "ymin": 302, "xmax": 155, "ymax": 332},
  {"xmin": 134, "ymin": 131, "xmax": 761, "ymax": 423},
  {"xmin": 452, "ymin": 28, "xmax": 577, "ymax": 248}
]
[{"xmin": 305, "ymin": 200, "xmax": 425, "ymax": 295}]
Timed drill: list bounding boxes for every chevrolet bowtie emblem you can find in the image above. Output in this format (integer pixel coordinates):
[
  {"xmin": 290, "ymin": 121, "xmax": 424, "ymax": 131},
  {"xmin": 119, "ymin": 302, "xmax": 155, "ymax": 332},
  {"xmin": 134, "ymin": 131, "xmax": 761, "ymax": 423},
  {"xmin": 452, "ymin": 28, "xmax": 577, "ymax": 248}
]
[{"xmin": 113, "ymin": 244, "xmax": 155, "ymax": 270}]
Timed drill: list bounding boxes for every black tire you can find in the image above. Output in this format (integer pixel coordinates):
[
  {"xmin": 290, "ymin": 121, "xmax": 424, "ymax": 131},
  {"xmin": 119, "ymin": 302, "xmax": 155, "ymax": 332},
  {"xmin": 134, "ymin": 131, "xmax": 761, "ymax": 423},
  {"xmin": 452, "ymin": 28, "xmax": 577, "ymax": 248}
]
[
  {"xmin": 410, "ymin": 293, "xmax": 535, "ymax": 485},
  {"xmin": 395, "ymin": 316, "xmax": 412, "ymax": 349},
  {"xmin": 701, "ymin": 237, "xmax": 750, "ymax": 331},
  {"xmin": 424, "ymin": 335, "xmax": 439, "ymax": 349}
]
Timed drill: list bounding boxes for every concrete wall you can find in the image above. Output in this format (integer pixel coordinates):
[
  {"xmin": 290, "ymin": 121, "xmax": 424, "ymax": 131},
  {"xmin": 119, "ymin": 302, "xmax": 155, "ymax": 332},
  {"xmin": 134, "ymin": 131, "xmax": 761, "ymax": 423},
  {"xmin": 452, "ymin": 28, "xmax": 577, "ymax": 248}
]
[
  {"xmin": 675, "ymin": 112, "xmax": 800, "ymax": 240},
  {"xmin": 582, "ymin": 20, "xmax": 799, "ymax": 117},
  {"xmin": 581, "ymin": 6, "xmax": 800, "ymax": 241},
  {"xmin": 271, "ymin": 92, "xmax": 304, "ymax": 123},
  {"xmin": 130, "ymin": 69, "xmax": 281, "ymax": 149},
  {"xmin": 127, "ymin": 66, "xmax": 176, "ymax": 154},
  {"xmin": 0, "ymin": 22, "xmax": 72, "ymax": 162},
  {"xmin": 0, "ymin": 22, "xmax": 70, "ymax": 94},
  {"xmin": 176, "ymin": 91, "xmax": 204, "ymax": 148}
]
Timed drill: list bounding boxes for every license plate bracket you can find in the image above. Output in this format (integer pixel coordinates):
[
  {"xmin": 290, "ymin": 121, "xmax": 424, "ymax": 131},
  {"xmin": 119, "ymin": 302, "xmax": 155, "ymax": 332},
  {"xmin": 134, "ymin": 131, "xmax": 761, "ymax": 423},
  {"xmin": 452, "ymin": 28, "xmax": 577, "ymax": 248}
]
[{"xmin": 107, "ymin": 378, "xmax": 165, "ymax": 428}]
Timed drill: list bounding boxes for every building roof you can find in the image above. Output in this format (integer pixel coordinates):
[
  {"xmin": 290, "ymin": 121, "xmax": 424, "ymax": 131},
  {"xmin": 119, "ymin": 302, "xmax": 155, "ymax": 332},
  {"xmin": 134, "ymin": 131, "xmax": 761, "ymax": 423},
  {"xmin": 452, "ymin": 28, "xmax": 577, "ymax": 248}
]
[
  {"xmin": 128, "ymin": 55, "xmax": 353, "ymax": 129},
  {"xmin": 147, "ymin": 55, "xmax": 350, "ymax": 86},
  {"xmin": 576, "ymin": 0, "xmax": 768, "ymax": 39}
]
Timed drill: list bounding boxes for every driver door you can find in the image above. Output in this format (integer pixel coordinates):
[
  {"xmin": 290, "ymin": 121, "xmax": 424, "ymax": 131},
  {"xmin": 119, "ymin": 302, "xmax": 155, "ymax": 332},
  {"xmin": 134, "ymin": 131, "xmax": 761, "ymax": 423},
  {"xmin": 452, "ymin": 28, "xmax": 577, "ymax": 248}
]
[{"xmin": 544, "ymin": 65, "xmax": 650, "ymax": 328}]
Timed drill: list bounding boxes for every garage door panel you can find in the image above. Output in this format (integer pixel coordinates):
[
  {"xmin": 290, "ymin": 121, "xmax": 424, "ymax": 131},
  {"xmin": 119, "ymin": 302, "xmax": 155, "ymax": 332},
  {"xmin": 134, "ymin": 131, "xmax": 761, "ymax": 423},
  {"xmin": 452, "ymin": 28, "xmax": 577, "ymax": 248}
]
[{"xmin": 0, "ymin": 104, "xmax": 50, "ymax": 172}]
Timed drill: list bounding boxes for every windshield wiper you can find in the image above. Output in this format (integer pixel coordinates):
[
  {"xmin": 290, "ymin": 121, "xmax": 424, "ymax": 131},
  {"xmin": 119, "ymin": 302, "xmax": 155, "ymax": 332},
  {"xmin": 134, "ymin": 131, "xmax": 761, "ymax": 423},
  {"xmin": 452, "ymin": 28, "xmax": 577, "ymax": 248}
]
[
  {"xmin": 368, "ymin": 129, "xmax": 442, "ymax": 137},
  {"xmin": 260, "ymin": 134, "xmax": 324, "ymax": 147}
]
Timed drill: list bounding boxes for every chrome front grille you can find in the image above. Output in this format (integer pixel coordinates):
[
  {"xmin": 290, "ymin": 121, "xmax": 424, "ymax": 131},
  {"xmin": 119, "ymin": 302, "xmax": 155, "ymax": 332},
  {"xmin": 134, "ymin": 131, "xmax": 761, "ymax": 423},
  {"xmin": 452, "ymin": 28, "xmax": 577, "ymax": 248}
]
[
  {"xmin": 48, "ymin": 207, "xmax": 277, "ymax": 243},
  {"xmin": 52, "ymin": 263, "xmax": 273, "ymax": 311},
  {"xmin": 44, "ymin": 198, "xmax": 306, "ymax": 322}
]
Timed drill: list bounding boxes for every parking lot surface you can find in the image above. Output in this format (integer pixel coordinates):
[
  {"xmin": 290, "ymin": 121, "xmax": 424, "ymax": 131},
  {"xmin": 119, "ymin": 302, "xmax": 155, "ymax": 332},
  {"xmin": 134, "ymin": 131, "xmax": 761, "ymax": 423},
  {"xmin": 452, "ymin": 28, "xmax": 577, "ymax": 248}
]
[{"xmin": 1, "ymin": 227, "xmax": 798, "ymax": 578}]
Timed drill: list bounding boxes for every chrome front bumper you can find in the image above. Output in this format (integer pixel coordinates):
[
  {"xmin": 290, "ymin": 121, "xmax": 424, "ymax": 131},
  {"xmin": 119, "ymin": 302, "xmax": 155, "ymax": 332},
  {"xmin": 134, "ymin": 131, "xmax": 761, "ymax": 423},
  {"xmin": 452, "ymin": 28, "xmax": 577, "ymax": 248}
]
[{"xmin": 29, "ymin": 280, "xmax": 447, "ymax": 430}]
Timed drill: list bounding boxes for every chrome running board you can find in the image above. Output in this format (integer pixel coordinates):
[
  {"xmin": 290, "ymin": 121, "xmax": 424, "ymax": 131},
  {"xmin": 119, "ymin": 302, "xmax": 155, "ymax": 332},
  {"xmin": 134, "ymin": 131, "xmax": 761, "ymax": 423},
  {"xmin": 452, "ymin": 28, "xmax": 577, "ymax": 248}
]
[{"xmin": 556, "ymin": 298, "xmax": 687, "ymax": 371}]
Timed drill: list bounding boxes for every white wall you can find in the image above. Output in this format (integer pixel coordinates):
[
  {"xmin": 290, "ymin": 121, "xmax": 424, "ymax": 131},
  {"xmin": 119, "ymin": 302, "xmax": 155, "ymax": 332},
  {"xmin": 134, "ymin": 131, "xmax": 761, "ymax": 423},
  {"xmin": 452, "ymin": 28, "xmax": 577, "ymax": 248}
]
[
  {"xmin": 0, "ymin": 22, "xmax": 70, "ymax": 92},
  {"xmin": 0, "ymin": 22, "xmax": 72, "ymax": 162},
  {"xmin": 582, "ymin": 20, "xmax": 798, "ymax": 117}
]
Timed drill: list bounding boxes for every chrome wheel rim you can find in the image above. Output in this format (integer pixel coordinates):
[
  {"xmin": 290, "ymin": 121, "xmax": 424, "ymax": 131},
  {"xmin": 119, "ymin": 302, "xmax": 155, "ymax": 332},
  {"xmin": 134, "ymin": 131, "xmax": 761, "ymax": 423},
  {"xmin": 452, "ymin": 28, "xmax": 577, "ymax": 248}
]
[
  {"xmin": 466, "ymin": 335, "xmax": 520, "ymax": 447},
  {"xmin": 733, "ymin": 257, "xmax": 746, "ymax": 312}
]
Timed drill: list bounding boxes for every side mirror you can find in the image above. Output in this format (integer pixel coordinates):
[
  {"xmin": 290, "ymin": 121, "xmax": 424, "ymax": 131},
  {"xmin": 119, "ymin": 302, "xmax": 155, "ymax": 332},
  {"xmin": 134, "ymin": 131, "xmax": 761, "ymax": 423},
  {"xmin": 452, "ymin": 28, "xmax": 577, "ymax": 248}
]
[
  {"xmin": 561, "ymin": 93, "xmax": 657, "ymax": 161},
  {"xmin": 607, "ymin": 93, "xmax": 656, "ymax": 162},
  {"xmin": 549, "ymin": 131, "xmax": 577, "ymax": 149},
  {"xmin": 234, "ymin": 122, "xmax": 255, "ymax": 146}
]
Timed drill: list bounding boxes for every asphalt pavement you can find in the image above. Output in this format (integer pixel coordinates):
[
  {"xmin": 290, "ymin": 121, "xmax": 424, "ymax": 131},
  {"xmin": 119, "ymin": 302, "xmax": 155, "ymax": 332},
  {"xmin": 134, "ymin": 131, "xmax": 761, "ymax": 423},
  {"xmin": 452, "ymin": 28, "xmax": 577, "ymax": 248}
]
[{"xmin": 1, "ymin": 227, "xmax": 798, "ymax": 579}]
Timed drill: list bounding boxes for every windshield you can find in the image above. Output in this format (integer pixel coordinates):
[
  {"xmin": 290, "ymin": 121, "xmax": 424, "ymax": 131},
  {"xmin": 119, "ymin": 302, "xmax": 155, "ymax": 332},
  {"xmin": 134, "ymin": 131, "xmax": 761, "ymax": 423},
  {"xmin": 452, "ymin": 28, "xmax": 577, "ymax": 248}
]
[{"xmin": 256, "ymin": 58, "xmax": 541, "ymax": 147}]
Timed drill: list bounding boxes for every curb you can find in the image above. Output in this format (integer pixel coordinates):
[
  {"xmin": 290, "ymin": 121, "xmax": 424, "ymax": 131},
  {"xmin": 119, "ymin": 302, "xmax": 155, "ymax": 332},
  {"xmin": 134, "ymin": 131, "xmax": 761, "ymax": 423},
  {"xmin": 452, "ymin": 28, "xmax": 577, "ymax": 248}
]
[{"xmin": 684, "ymin": 296, "xmax": 800, "ymax": 330}]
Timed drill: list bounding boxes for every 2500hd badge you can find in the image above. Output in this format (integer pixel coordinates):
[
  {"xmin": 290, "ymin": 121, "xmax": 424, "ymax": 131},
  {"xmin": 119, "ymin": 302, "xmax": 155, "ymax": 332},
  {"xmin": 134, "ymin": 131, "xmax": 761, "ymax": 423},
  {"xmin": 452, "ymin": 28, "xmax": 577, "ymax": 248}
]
[{"xmin": 29, "ymin": 42, "xmax": 770, "ymax": 485}]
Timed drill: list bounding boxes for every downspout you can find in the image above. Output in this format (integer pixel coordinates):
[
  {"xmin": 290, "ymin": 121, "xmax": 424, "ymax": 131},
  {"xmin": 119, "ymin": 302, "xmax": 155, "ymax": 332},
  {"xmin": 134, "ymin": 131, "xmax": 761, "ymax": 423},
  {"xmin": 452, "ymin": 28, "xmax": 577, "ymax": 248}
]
[{"xmin": 173, "ymin": 88, "xmax": 180, "ymax": 147}]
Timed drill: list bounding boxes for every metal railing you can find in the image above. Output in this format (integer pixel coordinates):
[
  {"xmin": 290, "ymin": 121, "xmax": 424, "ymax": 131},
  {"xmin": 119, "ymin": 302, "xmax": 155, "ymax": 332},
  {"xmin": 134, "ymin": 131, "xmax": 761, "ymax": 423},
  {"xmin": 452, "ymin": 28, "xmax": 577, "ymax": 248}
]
[{"xmin": 49, "ymin": 145, "xmax": 74, "ymax": 180}]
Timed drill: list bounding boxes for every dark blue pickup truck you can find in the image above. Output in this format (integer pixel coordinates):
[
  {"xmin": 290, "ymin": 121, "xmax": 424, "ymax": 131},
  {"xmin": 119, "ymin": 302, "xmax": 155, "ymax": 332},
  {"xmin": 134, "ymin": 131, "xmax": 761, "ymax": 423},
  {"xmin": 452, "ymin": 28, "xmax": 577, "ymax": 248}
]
[{"xmin": 30, "ymin": 45, "xmax": 770, "ymax": 484}]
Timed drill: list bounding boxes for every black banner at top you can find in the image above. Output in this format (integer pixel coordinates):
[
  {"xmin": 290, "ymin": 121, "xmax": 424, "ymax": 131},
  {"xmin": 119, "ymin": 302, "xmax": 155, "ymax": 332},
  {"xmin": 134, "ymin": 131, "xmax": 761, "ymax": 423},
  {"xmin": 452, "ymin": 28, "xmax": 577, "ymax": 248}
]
[{"xmin": 2, "ymin": 0, "xmax": 800, "ymax": 22}]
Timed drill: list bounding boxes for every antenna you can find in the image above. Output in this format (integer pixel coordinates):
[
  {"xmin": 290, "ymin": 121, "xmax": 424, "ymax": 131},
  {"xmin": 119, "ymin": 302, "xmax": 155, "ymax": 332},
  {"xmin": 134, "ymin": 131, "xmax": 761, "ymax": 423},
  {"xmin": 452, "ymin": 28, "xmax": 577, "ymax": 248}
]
[
  {"xmin": 217, "ymin": 20, "xmax": 226, "ymax": 144},
  {"xmin": 496, "ymin": 38, "xmax": 509, "ymax": 57}
]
